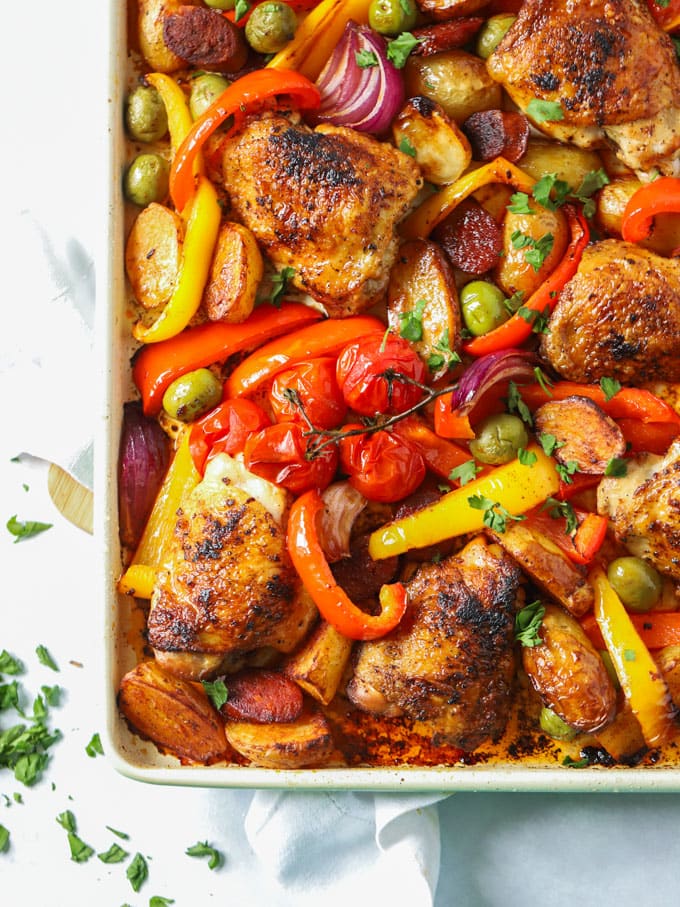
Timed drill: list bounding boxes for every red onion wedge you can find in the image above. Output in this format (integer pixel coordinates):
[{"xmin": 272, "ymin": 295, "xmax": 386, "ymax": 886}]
[
  {"xmin": 118, "ymin": 401, "xmax": 170, "ymax": 550},
  {"xmin": 314, "ymin": 21, "xmax": 405, "ymax": 135},
  {"xmin": 450, "ymin": 349, "xmax": 537, "ymax": 417}
]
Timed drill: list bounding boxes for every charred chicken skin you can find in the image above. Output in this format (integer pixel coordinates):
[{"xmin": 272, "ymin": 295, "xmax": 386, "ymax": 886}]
[
  {"xmin": 220, "ymin": 112, "xmax": 423, "ymax": 317},
  {"xmin": 487, "ymin": 0, "xmax": 680, "ymax": 175},
  {"xmin": 541, "ymin": 240, "xmax": 680, "ymax": 385},
  {"xmin": 346, "ymin": 537, "xmax": 522, "ymax": 752},
  {"xmin": 148, "ymin": 455, "xmax": 317, "ymax": 681}
]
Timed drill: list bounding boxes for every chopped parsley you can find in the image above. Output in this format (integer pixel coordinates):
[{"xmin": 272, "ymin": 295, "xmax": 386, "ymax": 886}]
[
  {"xmin": 386, "ymin": 32, "xmax": 421, "ymax": 69},
  {"xmin": 233, "ymin": 0, "xmax": 250, "ymax": 21},
  {"xmin": 563, "ymin": 754, "xmax": 590, "ymax": 768},
  {"xmin": 98, "ymin": 842, "xmax": 129, "ymax": 864},
  {"xmin": 573, "ymin": 169, "xmax": 610, "ymax": 217},
  {"xmin": 398, "ymin": 298, "xmax": 426, "ymax": 342},
  {"xmin": 526, "ymin": 99, "xmax": 564, "ymax": 123},
  {"xmin": 448, "ymin": 460, "xmax": 481, "ymax": 486},
  {"xmin": 538, "ymin": 432, "xmax": 564, "ymax": 457},
  {"xmin": 427, "ymin": 329, "xmax": 460, "ymax": 372},
  {"xmin": 127, "ymin": 852, "xmax": 149, "ymax": 892},
  {"xmin": 506, "ymin": 381, "xmax": 533, "ymax": 425},
  {"xmin": 555, "ymin": 459, "xmax": 580, "ymax": 484},
  {"xmin": 599, "ymin": 375, "xmax": 622, "ymax": 401},
  {"xmin": 467, "ymin": 494, "xmax": 526, "ymax": 534},
  {"xmin": 517, "ymin": 304, "xmax": 551, "ymax": 334},
  {"xmin": 268, "ymin": 266, "xmax": 296, "ymax": 308},
  {"xmin": 398, "ymin": 136, "xmax": 417, "ymax": 157},
  {"xmin": 106, "ymin": 825, "xmax": 130, "ymax": 840},
  {"xmin": 85, "ymin": 732, "xmax": 104, "ymax": 757},
  {"xmin": 624, "ymin": 648, "xmax": 637, "ymax": 662},
  {"xmin": 507, "ymin": 192, "xmax": 535, "ymax": 215},
  {"xmin": 36, "ymin": 645, "xmax": 58, "ymax": 672},
  {"xmin": 57, "ymin": 811, "xmax": 94, "ymax": 863},
  {"xmin": 503, "ymin": 289, "xmax": 525, "ymax": 314},
  {"xmin": 201, "ymin": 679, "xmax": 228, "ymax": 711},
  {"xmin": 518, "ymin": 447, "xmax": 537, "ymax": 467},
  {"xmin": 355, "ymin": 49, "xmax": 378, "ymax": 68},
  {"xmin": 6, "ymin": 516, "xmax": 53, "ymax": 543},
  {"xmin": 0, "ymin": 824, "xmax": 9, "ymax": 853},
  {"xmin": 533, "ymin": 366, "xmax": 553, "ymax": 396},
  {"xmin": 542, "ymin": 496, "xmax": 578, "ymax": 535},
  {"xmin": 514, "ymin": 600, "xmax": 545, "ymax": 647},
  {"xmin": 0, "ymin": 651, "xmax": 23, "ymax": 675},
  {"xmin": 186, "ymin": 840, "xmax": 224, "ymax": 870},
  {"xmin": 532, "ymin": 173, "xmax": 570, "ymax": 211},
  {"xmin": 150, "ymin": 899, "xmax": 176, "ymax": 907},
  {"xmin": 605, "ymin": 457, "xmax": 628, "ymax": 477}
]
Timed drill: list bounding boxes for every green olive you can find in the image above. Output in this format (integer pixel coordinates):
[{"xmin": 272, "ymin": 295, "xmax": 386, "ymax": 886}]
[
  {"xmin": 189, "ymin": 73, "xmax": 231, "ymax": 120},
  {"xmin": 368, "ymin": 0, "xmax": 417, "ymax": 35},
  {"xmin": 162, "ymin": 369, "xmax": 223, "ymax": 422},
  {"xmin": 204, "ymin": 0, "xmax": 235, "ymax": 8},
  {"xmin": 125, "ymin": 85, "xmax": 168, "ymax": 143},
  {"xmin": 460, "ymin": 281, "xmax": 509, "ymax": 337},
  {"xmin": 245, "ymin": 2, "xmax": 297, "ymax": 54},
  {"xmin": 469, "ymin": 413, "xmax": 529, "ymax": 465},
  {"xmin": 539, "ymin": 706, "xmax": 578, "ymax": 741},
  {"xmin": 124, "ymin": 153, "xmax": 170, "ymax": 206},
  {"xmin": 607, "ymin": 557, "xmax": 663, "ymax": 613},
  {"xmin": 475, "ymin": 14, "xmax": 516, "ymax": 60}
]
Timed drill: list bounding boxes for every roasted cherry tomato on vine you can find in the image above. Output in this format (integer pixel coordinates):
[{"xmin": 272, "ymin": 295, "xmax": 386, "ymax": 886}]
[
  {"xmin": 243, "ymin": 422, "xmax": 338, "ymax": 493},
  {"xmin": 338, "ymin": 424, "xmax": 426, "ymax": 503},
  {"xmin": 268, "ymin": 357, "xmax": 347, "ymax": 429},
  {"xmin": 189, "ymin": 398, "xmax": 271, "ymax": 473},
  {"xmin": 336, "ymin": 333, "xmax": 428, "ymax": 417}
]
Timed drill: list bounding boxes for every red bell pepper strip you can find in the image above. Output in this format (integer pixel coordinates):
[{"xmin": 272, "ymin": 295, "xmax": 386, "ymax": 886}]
[
  {"xmin": 645, "ymin": 0, "xmax": 680, "ymax": 29},
  {"xmin": 170, "ymin": 68, "xmax": 320, "ymax": 213},
  {"xmin": 572, "ymin": 512, "xmax": 608, "ymax": 564},
  {"xmin": 523, "ymin": 505, "xmax": 606, "ymax": 566},
  {"xmin": 224, "ymin": 315, "xmax": 385, "ymax": 398},
  {"xmin": 621, "ymin": 177, "xmax": 680, "ymax": 243},
  {"xmin": 556, "ymin": 472, "xmax": 601, "ymax": 501},
  {"xmin": 517, "ymin": 381, "xmax": 680, "ymax": 426},
  {"xmin": 132, "ymin": 302, "xmax": 321, "ymax": 415},
  {"xmin": 617, "ymin": 418, "xmax": 680, "ymax": 455},
  {"xmin": 392, "ymin": 416, "xmax": 474, "ymax": 479},
  {"xmin": 463, "ymin": 205, "xmax": 589, "ymax": 357},
  {"xmin": 286, "ymin": 489, "xmax": 408, "ymax": 640},
  {"xmin": 582, "ymin": 611, "xmax": 680, "ymax": 652}
]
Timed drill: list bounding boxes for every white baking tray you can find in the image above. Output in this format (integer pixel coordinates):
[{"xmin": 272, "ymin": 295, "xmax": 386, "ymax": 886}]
[{"xmin": 96, "ymin": 0, "xmax": 680, "ymax": 791}]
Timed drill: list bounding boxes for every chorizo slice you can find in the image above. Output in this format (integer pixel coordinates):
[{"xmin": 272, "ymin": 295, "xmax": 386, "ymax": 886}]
[
  {"xmin": 163, "ymin": 5, "xmax": 248, "ymax": 73},
  {"xmin": 534, "ymin": 395, "xmax": 627, "ymax": 474}
]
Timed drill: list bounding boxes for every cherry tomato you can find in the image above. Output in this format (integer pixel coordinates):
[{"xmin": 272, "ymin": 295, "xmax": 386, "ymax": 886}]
[
  {"xmin": 268, "ymin": 357, "xmax": 347, "ymax": 429},
  {"xmin": 336, "ymin": 332, "xmax": 427, "ymax": 417},
  {"xmin": 243, "ymin": 422, "xmax": 338, "ymax": 493},
  {"xmin": 189, "ymin": 398, "xmax": 271, "ymax": 473},
  {"xmin": 338, "ymin": 424, "xmax": 426, "ymax": 502}
]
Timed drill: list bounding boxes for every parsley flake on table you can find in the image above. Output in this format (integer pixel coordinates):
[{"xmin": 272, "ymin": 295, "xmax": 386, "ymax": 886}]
[
  {"xmin": 398, "ymin": 298, "xmax": 427, "ymax": 341},
  {"xmin": 514, "ymin": 600, "xmax": 545, "ymax": 647},
  {"xmin": 467, "ymin": 494, "xmax": 526, "ymax": 534},
  {"xmin": 526, "ymin": 99, "xmax": 564, "ymax": 123},
  {"xmin": 150, "ymin": 898, "xmax": 176, "ymax": 907},
  {"xmin": 127, "ymin": 852, "xmax": 149, "ymax": 891},
  {"xmin": 448, "ymin": 460, "xmax": 481, "ymax": 486},
  {"xmin": 36, "ymin": 645, "xmax": 58, "ymax": 672},
  {"xmin": 6, "ymin": 516, "xmax": 53, "ymax": 543},
  {"xmin": 106, "ymin": 825, "xmax": 130, "ymax": 840},
  {"xmin": 201, "ymin": 679, "xmax": 228, "ymax": 710},
  {"xmin": 0, "ymin": 824, "xmax": 9, "ymax": 853},
  {"xmin": 386, "ymin": 32, "xmax": 421, "ymax": 68},
  {"xmin": 57, "ymin": 811, "xmax": 95, "ymax": 863},
  {"xmin": 599, "ymin": 375, "xmax": 622, "ymax": 401},
  {"xmin": 85, "ymin": 732, "xmax": 104, "ymax": 757},
  {"xmin": 186, "ymin": 840, "xmax": 224, "ymax": 870},
  {"xmin": 0, "ymin": 651, "xmax": 23, "ymax": 675},
  {"xmin": 98, "ymin": 842, "xmax": 129, "ymax": 864}
]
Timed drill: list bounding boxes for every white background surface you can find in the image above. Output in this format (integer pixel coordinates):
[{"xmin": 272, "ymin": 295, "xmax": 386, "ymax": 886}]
[{"xmin": 3, "ymin": 0, "xmax": 680, "ymax": 904}]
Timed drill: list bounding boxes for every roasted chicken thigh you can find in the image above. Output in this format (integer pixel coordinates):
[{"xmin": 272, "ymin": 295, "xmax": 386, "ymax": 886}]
[
  {"xmin": 541, "ymin": 240, "xmax": 680, "ymax": 384},
  {"xmin": 347, "ymin": 537, "xmax": 522, "ymax": 751},
  {"xmin": 220, "ymin": 112, "xmax": 423, "ymax": 316},
  {"xmin": 487, "ymin": 0, "xmax": 680, "ymax": 174}
]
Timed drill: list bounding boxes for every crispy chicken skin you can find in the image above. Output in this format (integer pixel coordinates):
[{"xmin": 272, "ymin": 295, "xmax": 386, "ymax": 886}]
[
  {"xmin": 541, "ymin": 240, "xmax": 680, "ymax": 384},
  {"xmin": 220, "ymin": 112, "xmax": 423, "ymax": 317},
  {"xmin": 487, "ymin": 0, "xmax": 680, "ymax": 174},
  {"xmin": 148, "ymin": 455, "xmax": 317, "ymax": 680},
  {"xmin": 598, "ymin": 439, "xmax": 680, "ymax": 581},
  {"xmin": 346, "ymin": 537, "xmax": 522, "ymax": 752}
]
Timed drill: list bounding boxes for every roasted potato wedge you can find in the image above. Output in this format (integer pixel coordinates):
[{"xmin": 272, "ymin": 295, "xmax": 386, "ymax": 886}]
[
  {"xmin": 392, "ymin": 97, "xmax": 471, "ymax": 186},
  {"xmin": 117, "ymin": 660, "xmax": 229, "ymax": 764},
  {"xmin": 518, "ymin": 139, "xmax": 604, "ymax": 191},
  {"xmin": 404, "ymin": 50, "xmax": 502, "ymax": 124},
  {"xmin": 490, "ymin": 522, "xmax": 594, "ymax": 617},
  {"xmin": 522, "ymin": 604, "xmax": 617, "ymax": 733},
  {"xmin": 224, "ymin": 707, "xmax": 335, "ymax": 768},
  {"xmin": 594, "ymin": 700, "xmax": 646, "ymax": 762},
  {"xmin": 387, "ymin": 239, "xmax": 461, "ymax": 379},
  {"xmin": 202, "ymin": 221, "xmax": 263, "ymax": 323},
  {"xmin": 656, "ymin": 646, "xmax": 680, "ymax": 709},
  {"xmin": 495, "ymin": 205, "xmax": 568, "ymax": 298},
  {"xmin": 534, "ymin": 396, "xmax": 626, "ymax": 474},
  {"xmin": 284, "ymin": 620, "xmax": 354, "ymax": 705},
  {"xmin": 597, "ymin": 178, "xmax": 680, "ymax": 256},
  {"xmin": 138, "ymin": 0, "xmax": 199, "ymax": 72},
  {"xmin": 125, "ymin": 202, "xmax": 183, "ymax": 309}
]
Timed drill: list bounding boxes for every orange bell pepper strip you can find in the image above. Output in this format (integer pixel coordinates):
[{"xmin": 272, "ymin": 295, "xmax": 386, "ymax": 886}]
[
  {"xmin": 133, "ymin": 176, "xmax": 222, "ymax": 344},
  {"xmin": 170, "ymin": 69, "xmax": 320, "ymax": 213},
  {"xmin": 392, "ymin": 415, "xmax": 473, "ymax": 479},
  {"xmin": 117, "ymin": 430, "xmax": 200, "ymax": 598},
  {"xmin": 433, "ymin": 393, "xmax": 476, "ymax": 440},
  {"xmin": 368, "ymin": 443, "xmax": 559, "ymax": 558},
  {"xmin": 621, "ymin": 177, "xmax": 680, "ymax": 242},
  {"xmin": 287, "ymin": 489, "xmax": 407, "ymax": 640},
  {"xmin": 582, "ymin": 611, "xmax": 680, "ymax": 652},
  {"xmin": 132, "ymin": 302, "xmax": 322, "ymax": 415},
  {"xmin": 591, "ymin": 567, "xmax": 676, "ymax": 748},
  {"xmin": 617, "ymin": 418, "xmax": 680, "ymax": 455},
  {"xmin": 224, "ymin": 315, "xmax": 384, "ymax": 398},
  {"xmin": 517, "ymin": 381, "xmax": 680, "ymax": 426},
  {"xmin": 463, "ymin": 205, "xmax": 589, "ymax": 357}
]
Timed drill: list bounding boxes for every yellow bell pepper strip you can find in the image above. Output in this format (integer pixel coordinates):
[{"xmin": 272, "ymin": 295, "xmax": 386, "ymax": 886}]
[
  {"xmin": 287, "ymin": 489, "xmax": 407, "ymax": 640},
  {"xmin": 621, "ymin": 176, "xmax": 680, "ymax": 244},
  {"xmin": 591, "ymin": 567, "xmax": 677, "ymax": 749},
  {"xmin": 463, "ymin": 205, "xmax": 589, "ymax": 357},
  {"xmin": 267, "ymin": 0, "xmax": 370, "ymax": 80},
  {"xmin": 144, "ymin": 72, "xmax": 201, "ymax": 183},
  {"xmin": 368, "ymin": 443, "xmax": 559, "ymax": 559},
  {"xmin": 169, "ymin": 69, "xmax": 320, "ymax": 214},
  {"xmin": 117, "ymin": 430, "xmax": 200, "ymax": 598},
  {"xmin": 132, "ymin": 176, "xmax": 221, "ymax": 344},
  {"xmin": 400, "ymin": 156, "xmax": 536, "ymax": 241}
]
